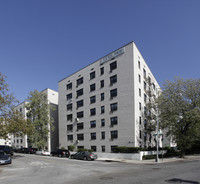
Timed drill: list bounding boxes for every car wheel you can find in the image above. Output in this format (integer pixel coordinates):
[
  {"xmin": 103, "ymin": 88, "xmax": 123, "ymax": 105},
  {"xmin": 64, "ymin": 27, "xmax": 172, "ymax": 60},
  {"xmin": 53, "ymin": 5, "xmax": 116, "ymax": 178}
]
[
  {"xmin": 71, "ymin": 155, "xmax": 74, "ymax": 159},
  {"xmin": 83, "ymin": 156, "xmax": 87, "ymax": 161},
  {"xmin": 58, "ymin": 154, "xmax": 62, "ymax": 157}
]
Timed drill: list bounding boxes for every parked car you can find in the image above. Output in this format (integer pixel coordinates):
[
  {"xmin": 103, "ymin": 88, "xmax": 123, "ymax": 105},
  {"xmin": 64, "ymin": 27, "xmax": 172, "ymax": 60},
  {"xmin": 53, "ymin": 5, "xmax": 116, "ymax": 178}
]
[
  {"xmin": 36, "ymin": 150, "xmax": 50, "ymax": 156},
  {"xmin": 23, "ymin": 148, "xmax": 38, "ymax": 154},
  {"xmin": 0, "ymin": 150, "xmax": 12, "ymax": 165},
  {"xmin": 0, "ymin": 145, "xmax": 14, "ymax": 156},
  {"xmin": 51, "ymin": 149, "xmax": 70, "ymax": 157},
  {"xmin": 70, "ymin": 151, "xmax": 97, "ymax": 161}
]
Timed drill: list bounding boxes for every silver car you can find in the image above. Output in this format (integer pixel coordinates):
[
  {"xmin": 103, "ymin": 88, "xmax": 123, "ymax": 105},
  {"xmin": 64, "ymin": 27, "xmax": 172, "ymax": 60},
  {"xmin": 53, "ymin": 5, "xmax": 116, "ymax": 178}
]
[
  {"xmin": 0, "ymin": 150, "xmax": 12, "ymax": 165},
  {"xmin": 71, "ymin": 151, "xmax": 98, "ymax": 161}
]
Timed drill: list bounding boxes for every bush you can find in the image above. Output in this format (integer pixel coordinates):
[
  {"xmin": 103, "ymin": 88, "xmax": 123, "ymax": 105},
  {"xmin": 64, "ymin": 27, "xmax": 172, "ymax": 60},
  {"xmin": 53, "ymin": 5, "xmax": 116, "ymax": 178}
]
[{"xmin": 68, "ymin": 145, "xmax": 75, "ymax": 151}]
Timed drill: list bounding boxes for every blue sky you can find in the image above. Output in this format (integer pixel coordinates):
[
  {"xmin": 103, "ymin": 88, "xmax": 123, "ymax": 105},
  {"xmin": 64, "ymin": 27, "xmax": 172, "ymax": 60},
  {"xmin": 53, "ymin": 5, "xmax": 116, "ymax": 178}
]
[{"xmin": 1, "ymin": 0, "xmax": 200, "ymax": 103}]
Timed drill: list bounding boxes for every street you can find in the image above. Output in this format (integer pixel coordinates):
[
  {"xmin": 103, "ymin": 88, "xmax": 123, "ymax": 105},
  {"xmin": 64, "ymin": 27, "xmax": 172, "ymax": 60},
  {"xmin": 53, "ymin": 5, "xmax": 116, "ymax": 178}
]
[{"xmin": 0, "ymin": 153, "xmax": 200, "ymax": 184}]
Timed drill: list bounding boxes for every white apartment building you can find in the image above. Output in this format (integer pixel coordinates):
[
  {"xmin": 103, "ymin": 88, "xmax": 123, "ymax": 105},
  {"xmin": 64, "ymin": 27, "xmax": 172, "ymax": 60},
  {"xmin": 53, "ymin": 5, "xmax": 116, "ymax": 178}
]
[
  {"xmin": 58, "ymin": 42, "xmax": 161, "ymax": 153},
  {"xmin": 12, "ymin": 88, "xmax": 59, "ymax": 152}
]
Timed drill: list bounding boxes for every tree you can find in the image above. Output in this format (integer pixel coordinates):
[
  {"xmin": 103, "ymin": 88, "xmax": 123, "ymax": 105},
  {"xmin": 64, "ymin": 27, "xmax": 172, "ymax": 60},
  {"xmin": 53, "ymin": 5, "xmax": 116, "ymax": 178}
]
[
  {"xmin": 0, "ymin": 72, "xmax": 31, "ymax": 139},
  {"xmin": 157, "ymin": 78, "xmax": 200, "ymax": 157},
  {"xmin": 26, "ymin": 90, "xmax": 54, "ymax": 150}
]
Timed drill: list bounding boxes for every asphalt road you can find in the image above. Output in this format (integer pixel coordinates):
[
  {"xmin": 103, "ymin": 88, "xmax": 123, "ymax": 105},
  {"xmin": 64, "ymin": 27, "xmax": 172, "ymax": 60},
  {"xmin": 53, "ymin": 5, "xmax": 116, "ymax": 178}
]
[{"xmin": 0, "ymin": 153, "xmax": 200, "ymax": 184}]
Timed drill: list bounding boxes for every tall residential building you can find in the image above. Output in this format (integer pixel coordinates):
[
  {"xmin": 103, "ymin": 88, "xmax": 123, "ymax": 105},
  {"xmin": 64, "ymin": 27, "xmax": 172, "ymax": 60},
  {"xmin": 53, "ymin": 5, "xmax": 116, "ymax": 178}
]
[
  {"xmin": 12, "ymin": 88, "xmax": 59, "ymax": 152},
  {"xmin": 58, "ymin": 42, "xmax": 160, "ymax": 153}
]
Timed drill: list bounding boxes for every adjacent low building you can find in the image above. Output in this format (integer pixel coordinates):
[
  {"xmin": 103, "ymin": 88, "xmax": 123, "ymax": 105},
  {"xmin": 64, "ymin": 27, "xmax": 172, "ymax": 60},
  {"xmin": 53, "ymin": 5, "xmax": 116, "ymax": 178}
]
[{"xmin": 58, "ymin": 41, "xmax": 161, "ymax": 152}]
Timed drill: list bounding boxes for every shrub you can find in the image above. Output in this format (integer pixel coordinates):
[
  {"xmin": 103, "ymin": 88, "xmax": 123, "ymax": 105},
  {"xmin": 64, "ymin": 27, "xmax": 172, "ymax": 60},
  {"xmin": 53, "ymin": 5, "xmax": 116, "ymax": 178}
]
[{"xmin": 68, "ymin": 145, "xmax": 75, "ymax": 151}]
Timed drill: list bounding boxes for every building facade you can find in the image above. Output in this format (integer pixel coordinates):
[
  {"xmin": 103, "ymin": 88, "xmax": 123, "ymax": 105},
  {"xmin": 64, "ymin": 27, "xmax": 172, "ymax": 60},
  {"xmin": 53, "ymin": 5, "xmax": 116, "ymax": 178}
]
[
  {"xmin": 58, "ymin": 42, "xmax": 161, "ymax": 153},
  {"xmin": 12, "ymin": 88, "xmax": 59, "ymax": 152}
]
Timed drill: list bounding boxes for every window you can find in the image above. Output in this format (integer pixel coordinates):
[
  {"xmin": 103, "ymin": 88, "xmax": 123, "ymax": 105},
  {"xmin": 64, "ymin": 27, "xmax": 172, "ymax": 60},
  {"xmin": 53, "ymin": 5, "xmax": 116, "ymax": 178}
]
[
  {"xmin": 90, "ymin": 84, "xmax": 96, "ymax": 92},
  {"xmin": 111, "ymin": 131, "xmax": 118, "ymax": 139},
  {"xmin": 102, "ymin": 146, "xmax": 105, "ymax": 152},
  {"xmin": 101, "ymin": 106, "xmax": 105, "ymax": 114},
  {"xmin": 139, "ymin": 102, "xmax": 142, "ymax": 111},
  {"xmin": 91, "ymin": 133, "xmax": 96, "ymax": 140},
  {"xmin": 77, "ymin": 134, "xmax": 84, "ymax": 141},
  {"xmin": 110, "ymin": 116, "xmax": 118, "ymax": 126},
  {"xmin": 144, "ymin": 81, "xmax": 147, "ymax": 91},
  {"xmin": 76, "ymin": 88, "xmax": 83, "ymax": 98},
  {"xmin": 110, "ymin": 89, "xmax": 117, "ymax": 99},
  {"xmin": 90, "ymin": 71, "xmax": 95, "ymax": 80},
  {"xmin": 138, "ymin": 60, "xmax": 141, "ymax": 69},
  {"xmin": 101, "ymin": 132, "xmax": 105, "ymax": 139},
  {"xmin": 144, "ymin": 94, "xmax": 147, "ymax": 102},
  {"xmin": 91, "ymin": 146, "xmax": 96, "ymax": 152},
  {"xmin": 90, "ymin": 108, "xmax": 96, "ymax": 116},
  {"xmin": 90, "ymin": 120, "xmax": 96, "ymax": 128},
  {"xmin": 101, "ymin": 93, "xmax": 104, "ymax": 101},
  {"xmin": 139, "ymin": 116, "xmax": 142, "ymax": 125},
  {"xmin": 77, "ymin": 123, "xmax": 84, "ymax": 130},
  {"xmin": 76, "ymin": 77, "xmax": 83, "ymax": 86},
  {"xmin": 139, "ymin": 74, "xmax": 141, "ymax": 83},
  {"xmin": 90, "ymin": 96, "xmax": 96, "ymax": 104},
  {"xmin": 67, "ymin": 114, "xmax": 73, "ymax": 121},
  {"xmin": 140, "ymin": 130, "xmax": 142, "ymax": 139},
  {"xmin": 153, "ymin": 83, "xmax": 156, "ymax": 90},
  {"xmin": 110, "ymin": 75, "xmax": 117, "ymax": 85},
  {"xmin": 67, "ymin": 93, "xmax": 72, "ymax": 100},
  {"xmin": 101, "ymin": 119, "xmax": 105, "ymax": 127},
  {"xmin": 100, "ymin": 67, "xmax": 104, "ymax": 75},
  {"xmin": 139, "ymin": 88, "xmax": 141, "ymax": 97},
  {"xmin": 143, "ymin": 69, "xmax": 146, "ymax": 78},
  {"xmin": 110, "ymin": 61, "xmax": 117, "ymax": 72},
  {"xmin": 77, "ymin": 111, "xmax": 84, "ymax": 118},
  {"xmin": 67, "ymin": 124, "xmax": 73, "ymax": 132},
  {"xmin": 67, "ymin": 104, "xmax": 72, "ymax": 111},
  {"xmin": 100, "ymin": 80, "xmax": 104, "ymax": 88},
  {"xmin": 77, "ymin": 100, "xmax": 84, "ymax": 108},
  {"xmin": 20, "ymin": 139, "xmax": 23, "ymax": 143},
  {"xmin": 67, "ymin": 83, "xmax": 72, "ymax": 90},
  {"xmin": 144, "ymin": 106, "xmax": 147, "ymax": 116},
  {"xmin": 111, "ymin": 145, "xmax": 117, "ymax": 152},
  {"xmin": 67, "ymin": 135, "xmax": 73, "ymax": 141},
  {"xmin": 110, "ymin": 103, "xmax": 118, "ymax": 112},
  {"xmin": 20, "ymin": 108, "xmax": 22, "ymax": 112}
]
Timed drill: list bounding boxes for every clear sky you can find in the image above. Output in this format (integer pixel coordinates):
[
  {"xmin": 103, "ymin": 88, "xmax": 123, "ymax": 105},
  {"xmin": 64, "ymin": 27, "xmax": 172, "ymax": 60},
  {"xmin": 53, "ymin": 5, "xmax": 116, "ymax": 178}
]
[{"xmin": 0, "ymin": 0, "xmax": 200, "ymax": 103}]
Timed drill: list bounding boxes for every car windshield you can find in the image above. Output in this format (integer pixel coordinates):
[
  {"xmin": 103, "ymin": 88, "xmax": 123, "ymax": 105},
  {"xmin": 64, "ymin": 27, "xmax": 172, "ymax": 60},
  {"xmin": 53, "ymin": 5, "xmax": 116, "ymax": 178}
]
[{"xmin": 0, "ymin": 151, "xmax": 6, "ymax": 156}]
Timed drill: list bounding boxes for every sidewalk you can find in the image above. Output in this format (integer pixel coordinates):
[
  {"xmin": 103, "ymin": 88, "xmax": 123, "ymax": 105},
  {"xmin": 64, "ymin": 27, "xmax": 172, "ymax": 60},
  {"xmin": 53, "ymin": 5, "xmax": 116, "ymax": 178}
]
[{"xmin": 97, "ymin": 155, "xmax": 200, "ymax": 164}]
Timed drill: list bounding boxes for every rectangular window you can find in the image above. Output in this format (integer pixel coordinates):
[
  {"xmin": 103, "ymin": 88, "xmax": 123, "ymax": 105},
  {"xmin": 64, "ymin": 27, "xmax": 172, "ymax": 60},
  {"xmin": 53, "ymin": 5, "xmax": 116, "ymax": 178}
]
[
  {"xmin": 77, "ymin": 134, "xmax": 84, "ymax": 141},
  {"xmin": 77, "ymin": 100, "xmax": 84, "ymax": 108},
  {"xmin": 101, "ymin": 106, "xmax": 105, "ymax": 114},
  {"xmin": 90, "ymin": 71, "xmax": 95, "ymax": 80},
  {"xmin": 138, "ymin": 60, "xmax": 141, "ymax": 69},
  {"xmin": 66, "ymin": 83, "xmax": 72, "ymax": 90},
  {"xmin": 67, "ymin": 135, "xmax": 73, "ymax": 141},
  {"xmin": 67, "ymin": 114, "xmax": 73, "ymax": 121},
  {"xmin": 144, "ymin": 94, "xmax": 147, "ymax": 102},
  {"xmin": 77, "ymin": 122, "xmax": 84, "ymax": 130},
  {"xmin": 139, "ymin": 102, "xmax": 142, "ymax": 111},
  {"xmin": 67, "ymin": 124, "xmax": 73, "ymax": 132},
  {"xmin": 76, "ymin": 77, "xmax": 83, "ymax": 86},
  {"xmin": 90, "ymin": 96, "xmax": 96, "ymax": 104},
  {"xmin": 101, "ymin": 119, "xmax": 105, "ymax": 127},
  {"xmin": 139, "ymin": 88, "xmax": 141, "ymax": 97},
  {"xmin": 110, "ymin": 89, "xmax": 117, "ymax": 99},
  {"xmin": 143, "ymin": 69, "xmax": 146, "ymax": 79},
  {"xmin": 90, "ymin": 120, "xmax": 96, "ymax": 128},
  {"xmin": 91, "ymin": 146, "xmax": 96, "ymax": 152},
  {"xmin": 90, "ymin": 108, "xmax": 96, "ymax": 116},
  {"xmin": 100, "ymin": 67, "xmax": 104, "ymax": 75},
  {"xmin": 76, "ymin": 88, "xmax": 83, "ymax": 98},
  {"xmin": 67, "ymin": 93, "xmax": 72, "ymax": 100},
  {"xmin": 139, "ymin": 74, "xmax": 141, "ymax": 83},
  {"xmin": 101, "ymin": 93, "xmax": 104, "ymax": 101},
  {"xmin": 110, "ymin": 103, "xmax": 118, "ymax": 112},
  {"xmin": 67, "ymin": 104, "xmax": 72, "ymax": 111},
  {"xmin": 139, "ymin": 116, "xmax": 142, "ymax": 125},
  {"xmin": 153, "ymin": 83, "xmax": 156, "ymax": 90},
  {"xmin": 101, "ymin": 132, "xmax": 105, "ymax": 139},
  {"xmin": 77, "ymin": 111, "xmax": 84, "ymax": 118},
  {"xmin": 91, "ymin": 133, "xmax": 96, "ymax": 140},
  {"xmin": 111, "ymin": 146, "xmax": 117, "ymax": 152},
  {"xmin": 144, "ymin": 81, "xmax": 147, "ymax": 91},
  {"xmin": 110, "ymin": 61, "xmax": 117, "ymax": 72},
  {"xmin": 110, "ymin": 75, "xmax": 117, "ymax": 86},
  {"xmin": 100, "ymin": 80, "xmax": 104, "ymax": 88},
  {"xmin": 102, "ymin": 146, "xmax": 105, "ymax": 152},
  {"xmin": 111, "ymin": 131, "xmax": 118, "ymax": 139},
  {"xmin": 110, "ymin": 116, "xmax": 118, "ymax": 126},
  {"xmin": 90, "ymin": 84, "xmax": 96, "ymax": 92}
]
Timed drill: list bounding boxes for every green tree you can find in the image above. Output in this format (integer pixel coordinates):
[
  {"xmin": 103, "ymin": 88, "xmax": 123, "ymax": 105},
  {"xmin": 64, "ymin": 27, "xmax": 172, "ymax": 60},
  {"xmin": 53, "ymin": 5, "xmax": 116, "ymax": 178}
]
[
  {"xmin": 0, "ymin": 72, "xmax": 32, "ymax": 139},
  {"xmin": 26, "ymin": 90, "xmax": 54, "ymax": 150},
  {"xmin": 157, "ymin": 78, "xmax": 200, "ymax": 157}
]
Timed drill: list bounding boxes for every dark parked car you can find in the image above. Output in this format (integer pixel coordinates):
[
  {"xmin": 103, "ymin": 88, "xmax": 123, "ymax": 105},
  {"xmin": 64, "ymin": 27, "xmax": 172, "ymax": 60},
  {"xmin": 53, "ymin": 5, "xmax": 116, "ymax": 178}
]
[
  {"xmin": 0, "ymin": 145, "xmax": 14, "ymax": 156},
  {"xmin": 23, "ymin": 148, "xmax": 38, "ymax": 154},
  {"xmin": 0, "ymin": 150, "xmax": 12, "ymax": 165},
  {"xmin": 51, "ymin": 149, "xmax": 70, "ymax": 157},
  {"xmin": 70, "ymin": 151, "xmax": 97, "ymax": 161}
]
